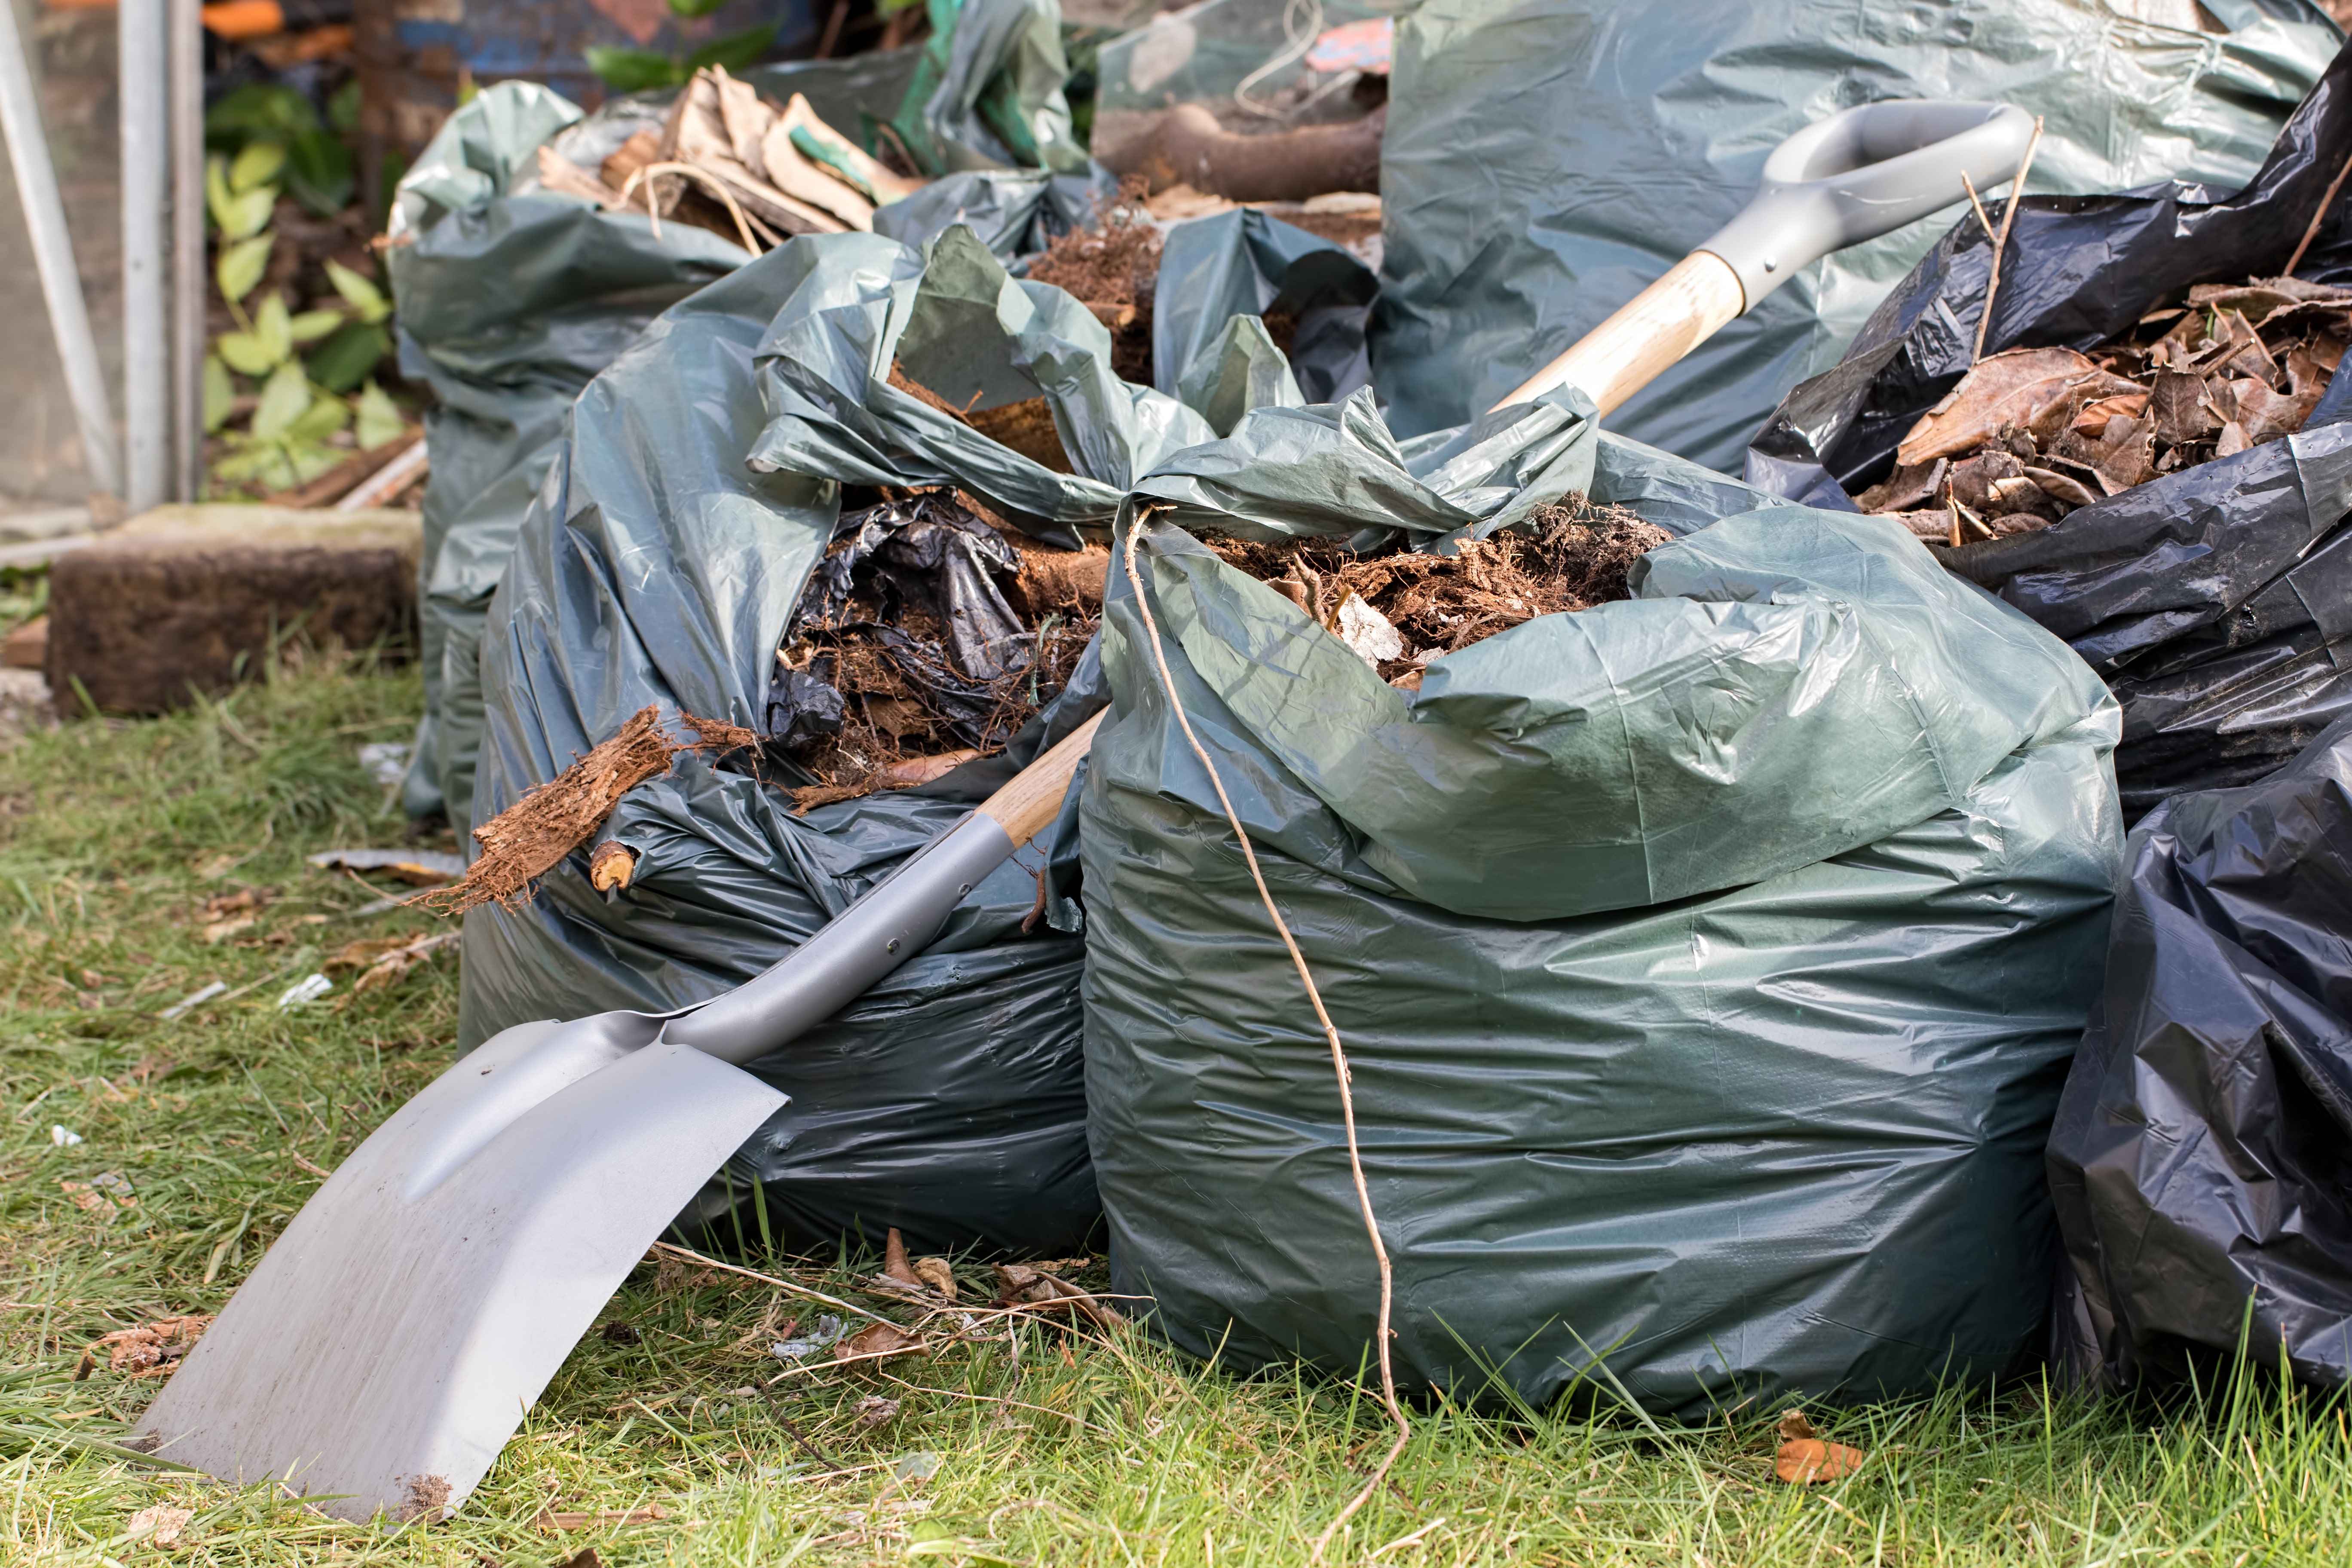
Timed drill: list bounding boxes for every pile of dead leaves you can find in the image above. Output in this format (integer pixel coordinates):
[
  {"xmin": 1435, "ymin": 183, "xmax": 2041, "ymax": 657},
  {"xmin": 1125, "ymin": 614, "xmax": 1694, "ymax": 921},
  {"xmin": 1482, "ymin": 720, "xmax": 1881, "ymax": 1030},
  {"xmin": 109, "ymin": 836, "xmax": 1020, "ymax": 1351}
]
[
  {"xmin": 770, "ymin": 490, "xmax": 1103, "ymax": 814},
  {"xmin": 1024, "ymin": 177, "xmax": 1164, "ymax": 386},
  {"xmin": 1863, "ymin": 275, "xmax": 2352, "ymax": 541},
  {"xmin": 534, "ymin": 66, "xmax": 923, "ymax": 251},
  {"xmin": 1207, "ymin": 497, "xmax": 1672, "ymax": 689},
  {"xmin": 75, "ymin": 1315, "xmax": 213, "ymax": 1380}
]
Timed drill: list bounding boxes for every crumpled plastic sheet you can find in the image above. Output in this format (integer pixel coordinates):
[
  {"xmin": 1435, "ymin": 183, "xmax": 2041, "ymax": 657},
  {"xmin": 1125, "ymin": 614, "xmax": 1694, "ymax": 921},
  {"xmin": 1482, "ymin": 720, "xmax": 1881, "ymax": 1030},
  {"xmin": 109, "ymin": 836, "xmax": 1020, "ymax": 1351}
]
[
  {"xmin": 1371, "ymin": 0, "xmax": 2343, "ymax": 471},
  {"xmin": 886, "ymin": 0, "xmax": 1088, "ymax": 176},
  {"xmin": 1080, "ymin": 384, "xmax": 2124, "ymax": 1416},
  {"xmin": 1745, "ymin": 45, "xmax": 2352, "ymax": 818},
  {"xmin": 2048, "ymin": 711, "xmax": 2352, "ymax": 1391}
]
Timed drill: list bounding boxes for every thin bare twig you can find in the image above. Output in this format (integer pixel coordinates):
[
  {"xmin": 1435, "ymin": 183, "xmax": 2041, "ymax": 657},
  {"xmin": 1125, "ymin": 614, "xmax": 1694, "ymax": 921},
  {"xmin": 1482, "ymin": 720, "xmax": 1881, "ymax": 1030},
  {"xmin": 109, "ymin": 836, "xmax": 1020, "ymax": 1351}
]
[
  {"xmin": 1118, "ymin": 519, "xmax": 1409, "ymax": 1562},
  {"xmin": 2287, "ymin": 144, "xmax": 2352, "ymax": 277},
  {"xmin": 1958, "ymin": 171, "xmax": 1996, "ymax": 248},
  {"xmin": 1973, "ymin": 116, "xmax": 2045, "ymax": 364}
]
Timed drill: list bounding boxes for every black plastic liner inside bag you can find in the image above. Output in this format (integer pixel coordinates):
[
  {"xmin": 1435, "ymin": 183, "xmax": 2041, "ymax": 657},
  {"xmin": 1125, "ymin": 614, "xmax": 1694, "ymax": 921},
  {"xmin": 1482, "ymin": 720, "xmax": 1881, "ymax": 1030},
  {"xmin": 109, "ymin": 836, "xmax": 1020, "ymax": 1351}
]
[
  {"xmin": 1746, "ymin": 44, "xmax": 2352, "ymax": 818},
  {"xmin": 2047, "ymin": 713, "xmax": 2352, "ymax": 1390}
]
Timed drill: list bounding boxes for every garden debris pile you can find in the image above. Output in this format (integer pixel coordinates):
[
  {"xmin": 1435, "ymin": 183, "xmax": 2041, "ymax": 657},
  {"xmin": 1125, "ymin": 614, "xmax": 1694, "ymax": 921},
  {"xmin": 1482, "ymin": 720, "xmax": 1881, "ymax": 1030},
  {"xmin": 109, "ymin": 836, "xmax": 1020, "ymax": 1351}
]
[
  {"xmin": 769, "ymin": 491, "xmax": 1102, "ymax": 813},
  {"xmin": 1861, "ymin": 276, "xmax": 2352, "ymax": 541},
  {"xmin": 1023, "ymin": 179, "xmax": 1164, "ymax": 385},
  {"xmin": 1205, "ymin": 498, "xmax": 1672, "ymax": 689},
  {"xmin": 533, "ymin": 65, "xmax": 925, "ymax": 251}
]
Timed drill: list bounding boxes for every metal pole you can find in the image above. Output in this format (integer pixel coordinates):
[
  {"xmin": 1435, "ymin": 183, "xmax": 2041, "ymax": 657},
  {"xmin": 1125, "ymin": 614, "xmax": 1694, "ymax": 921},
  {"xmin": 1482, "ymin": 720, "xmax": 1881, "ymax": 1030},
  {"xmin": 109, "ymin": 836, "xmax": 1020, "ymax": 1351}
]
[
  {"xmin": 169, "ymin": 0, "xmax": 205, "ymax": 501},
  {"xmin": 123, "ymin": 0, "xmax": 171, "ymax": 511},
  {"xmin": 0, "ymin": 0, "xmax": 123, "ymax": 497}
]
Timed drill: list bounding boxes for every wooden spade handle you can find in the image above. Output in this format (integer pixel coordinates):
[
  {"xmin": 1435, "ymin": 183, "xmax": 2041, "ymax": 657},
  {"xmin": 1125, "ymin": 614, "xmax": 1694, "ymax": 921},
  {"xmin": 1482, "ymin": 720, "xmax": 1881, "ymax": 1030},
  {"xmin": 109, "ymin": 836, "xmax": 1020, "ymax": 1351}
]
[
  {"xmin": 976, "ymin": 708, "xmax": 1107, "ymax": 848},
  {"xmin": 1490, "ymin": 251, "xmax": 1747, "ymax": 416}
]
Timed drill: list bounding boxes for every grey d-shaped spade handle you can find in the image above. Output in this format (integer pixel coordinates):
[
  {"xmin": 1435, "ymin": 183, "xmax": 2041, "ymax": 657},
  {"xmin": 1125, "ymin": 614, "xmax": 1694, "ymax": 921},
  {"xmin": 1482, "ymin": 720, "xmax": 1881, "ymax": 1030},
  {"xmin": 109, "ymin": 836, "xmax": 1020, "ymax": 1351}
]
[
  {"xmin": 1698, "ymin": 99, "xmax": 2037, "ymax": 309},
  {"xmin": 1501, "ymin": 98, "xmax": 2036, "ymax": 416}
]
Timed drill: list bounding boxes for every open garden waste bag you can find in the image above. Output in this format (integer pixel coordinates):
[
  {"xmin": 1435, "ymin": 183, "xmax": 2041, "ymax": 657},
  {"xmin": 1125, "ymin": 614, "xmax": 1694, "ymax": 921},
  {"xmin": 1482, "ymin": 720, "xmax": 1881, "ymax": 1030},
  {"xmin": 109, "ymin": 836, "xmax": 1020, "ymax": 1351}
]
[{"xmin": 1082, "ymin": 388, "xmax": 2125, "ymax": 1415}]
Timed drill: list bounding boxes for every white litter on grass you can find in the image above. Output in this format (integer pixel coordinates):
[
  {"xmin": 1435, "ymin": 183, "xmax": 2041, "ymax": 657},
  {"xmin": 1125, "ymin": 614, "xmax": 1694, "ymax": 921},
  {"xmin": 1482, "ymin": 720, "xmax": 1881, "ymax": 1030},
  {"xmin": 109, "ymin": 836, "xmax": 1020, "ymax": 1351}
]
[
  {"xmin": 159, "ymin": 980, "xmax": 227, "ymax": 1020},
  {"xmin": 50, "ymin": 1125, "xmax": 82, "ymax": 1146},
  {"xmin": 276, "ymin": 973, "xmax": 334, "ymax": 1009},
  {"xmin": 357, "ymin": 741, "xmax": 411, "ymax": 787}
]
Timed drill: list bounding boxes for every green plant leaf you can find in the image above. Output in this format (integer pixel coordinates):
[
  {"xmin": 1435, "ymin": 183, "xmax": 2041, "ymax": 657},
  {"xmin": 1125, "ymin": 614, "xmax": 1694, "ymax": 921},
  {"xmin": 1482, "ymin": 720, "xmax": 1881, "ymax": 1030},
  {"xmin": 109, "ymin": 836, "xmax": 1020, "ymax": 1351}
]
[
  {"xmin": 253, "ymin": 294, "xmax": 294, "ymax": 364},
  {"xmin": 285, "ymin": 130, "xmax": 354, "ymax": 218},
  {"xmin": 251, "ymin": 363, "xmax": 313, "ymax": 441},
  {"xmin": 683, "ymin": 22, "xmax": 777, "ymax": 73},
  {"xmin": 205, "ymin": 83, "xmax": 317, "ymax": 148},
  {"xmin": 353, "ymin": 382, "xmax": 405, "ymax": 450},
  {"xmin": 202, "ymin": 355, "xmax": 236, "ymax": 434},
  {"xmin": 205, "ymin": 153, "xmax": 233, "ymax": 229},
  {"xmin": 214, "ymin": 330, "xmax": 276, "ymax": 377},
  {"xmin": 306, "ymin": 322, "xmax": 392, "ymax": 394},
  {"xmin": 668, "ymin": 0, "xmax": 729, "ymax": 18},
  {"xmin": 224, "ymin": 187, "xmax": 276, "ymax": 240},
  {"xmin": 229, "ymin": 141, "xmax": 287, "ymax": 194},
  {"xmin": 216, "ymin": 234, "xmax": 274, "ymax": 304},
  {"xmin": 322, "ymin": 258, "xmax": 389, "ymax": 324},
  {"xmin": 328, "ymin": 77, "xmax": 361, "ymax": 135},
  {"xmin": 288, "ymin": 309, "xmax": 343, "ymax": 346},
  {"xmin": 288, "ymin": 393, "xmax": 349, "ymax": 443},
  {"xmin": 585, "ymin": 46, "xmax": 686, "ymax": 93}
]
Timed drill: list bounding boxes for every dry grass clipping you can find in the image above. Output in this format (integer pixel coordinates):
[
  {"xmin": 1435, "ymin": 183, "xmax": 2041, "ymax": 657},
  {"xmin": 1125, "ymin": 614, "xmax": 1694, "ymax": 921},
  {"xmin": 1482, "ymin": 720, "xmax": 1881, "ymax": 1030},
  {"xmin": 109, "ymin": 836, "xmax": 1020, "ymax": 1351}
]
[{"xmin": 418, "ymin": 706, "xmax": 751, "ymax": 915}]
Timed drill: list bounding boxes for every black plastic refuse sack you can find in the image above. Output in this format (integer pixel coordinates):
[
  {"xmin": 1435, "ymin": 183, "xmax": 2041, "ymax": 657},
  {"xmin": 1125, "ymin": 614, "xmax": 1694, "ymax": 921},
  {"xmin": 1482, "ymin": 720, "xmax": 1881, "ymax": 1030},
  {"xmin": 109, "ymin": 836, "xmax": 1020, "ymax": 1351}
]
[
  {"xmin": 1082, "ymin": 394, "xmax": 2124, "ymax": 1416},
  {"xmin": 2048, "ymin": 713, "xmax": 2352, "ymax": 1390},
  {"xmin": 459, "ymin": 210, "xmax": 1353, "ymax": 1254},
  {"xmin": 1371, "ymin": 0, "xmax": 2343, "ymax": 472},
  {"xmin": 1746, "ymin": 45, "xmax": 2352, "ymax": 819}
]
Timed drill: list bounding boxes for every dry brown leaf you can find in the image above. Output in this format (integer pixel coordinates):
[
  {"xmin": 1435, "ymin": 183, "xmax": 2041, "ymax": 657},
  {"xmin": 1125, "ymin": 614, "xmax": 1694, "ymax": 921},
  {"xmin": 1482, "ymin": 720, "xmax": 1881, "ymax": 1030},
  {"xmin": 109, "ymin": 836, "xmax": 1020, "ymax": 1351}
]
[
  {"xmin": 323, "ymin": 935, "xmax": 421, "ymax": 972},
  {"xmin": 202, "ymin": 914, "xmax": 256, "ymax": 944},
  {"xmin": 882, "ymin": 1226, "xmax": 922, "ymax": 1289},
  {"xmin": 1897, "ymin": 347, "xmax": 2111, "ymax": 465},
  {"xmin": 914, "ymin": 1256, "xmax": 958, "ymax": 1301},
  {"xmin": 351, "ymin": 934, "xmax": 459, "ymax": 993},
  {"xmin": 126, "ymin": 1504, "xmax": 193, "ymax": 1547},
  {"xmin": 1855, "ymin": 456, "xmax": 1946, "ymax": 514},
  {"xmin": 835, "ymin": 1321, "xmax": 926, "ymax": 1361},
  {"xmin": 1776, "ymin": 1438, "xmax": 1867, "ymax": 1484}
]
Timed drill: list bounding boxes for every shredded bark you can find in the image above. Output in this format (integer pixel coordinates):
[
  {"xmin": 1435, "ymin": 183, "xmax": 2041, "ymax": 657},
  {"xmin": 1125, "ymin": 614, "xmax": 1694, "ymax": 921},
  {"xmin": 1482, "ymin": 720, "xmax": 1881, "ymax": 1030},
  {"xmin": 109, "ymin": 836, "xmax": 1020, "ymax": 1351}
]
[
  {"xmin": 1862, "ymin": 275, "xmax": 2352, "ymax": 542},
  {"xmin": 1206, "ymin": 496, "xmax": 1671, "ymax": 689},
  {"xmin": 1025, "ymin": 176, "xmax": 1163, "ymax": 386},
  {"xmin": 416, "ymin": 705, "xmax": 744, "ymax": 915}
]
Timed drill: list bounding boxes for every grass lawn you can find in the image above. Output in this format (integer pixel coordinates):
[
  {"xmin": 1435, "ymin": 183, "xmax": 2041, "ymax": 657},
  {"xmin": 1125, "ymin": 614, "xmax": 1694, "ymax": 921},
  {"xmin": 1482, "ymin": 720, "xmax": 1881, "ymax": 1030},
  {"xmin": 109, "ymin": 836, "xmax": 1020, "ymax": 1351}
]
[{"xmin": 3, "ymin": 654, "xmax": 2349, "ymax": 1566}]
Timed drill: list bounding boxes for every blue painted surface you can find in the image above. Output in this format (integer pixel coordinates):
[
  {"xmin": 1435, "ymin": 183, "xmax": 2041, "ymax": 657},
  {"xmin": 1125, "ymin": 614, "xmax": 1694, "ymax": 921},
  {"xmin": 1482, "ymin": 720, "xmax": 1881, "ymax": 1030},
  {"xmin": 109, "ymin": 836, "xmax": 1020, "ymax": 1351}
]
[{"xmin": 398, "ymin": 0, "xmax": 823, "ymax": 104}]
